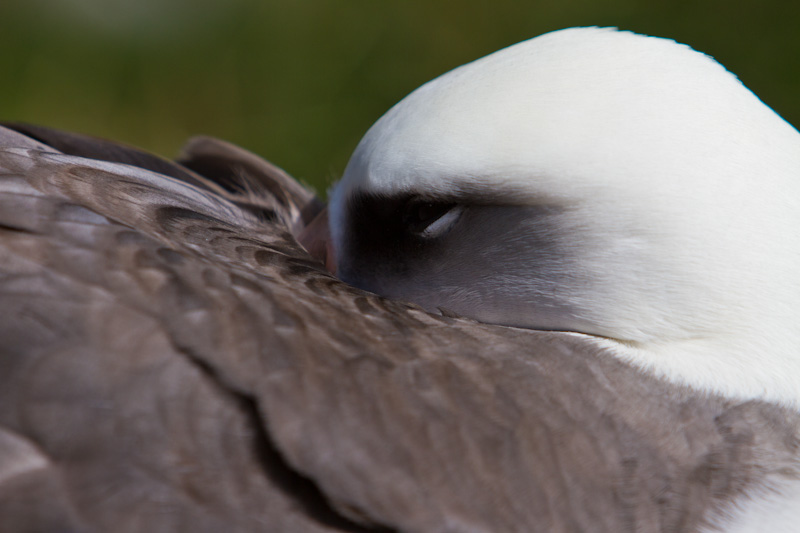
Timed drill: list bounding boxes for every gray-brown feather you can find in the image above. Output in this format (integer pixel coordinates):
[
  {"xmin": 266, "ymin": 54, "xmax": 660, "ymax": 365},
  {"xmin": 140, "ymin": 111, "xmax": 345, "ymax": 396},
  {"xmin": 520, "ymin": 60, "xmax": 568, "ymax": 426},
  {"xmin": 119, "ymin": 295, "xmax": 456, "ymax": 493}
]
[{"xmin": 0, "ymin": 125, "xmax": 798, "ymax": 532}]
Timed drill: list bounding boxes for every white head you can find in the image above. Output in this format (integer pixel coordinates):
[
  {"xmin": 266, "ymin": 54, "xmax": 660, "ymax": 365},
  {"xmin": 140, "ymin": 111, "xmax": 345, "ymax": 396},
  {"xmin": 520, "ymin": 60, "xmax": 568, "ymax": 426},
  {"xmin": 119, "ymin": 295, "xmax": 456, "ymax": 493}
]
[{"xmin": 328, "ymin": 28, "xmax": 800, "ymax": 406}]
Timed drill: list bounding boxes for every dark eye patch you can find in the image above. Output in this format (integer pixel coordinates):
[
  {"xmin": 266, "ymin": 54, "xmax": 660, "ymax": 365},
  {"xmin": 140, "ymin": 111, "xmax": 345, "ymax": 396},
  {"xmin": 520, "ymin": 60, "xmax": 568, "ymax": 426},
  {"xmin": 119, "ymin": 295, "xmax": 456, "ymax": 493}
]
[
  {"xmin": 341, "ymin": 192, "xmax": 460, "ymax": 280},
  {"xmin": 402, "ymin": 200, "xmax": 458, "ymax": 234}
]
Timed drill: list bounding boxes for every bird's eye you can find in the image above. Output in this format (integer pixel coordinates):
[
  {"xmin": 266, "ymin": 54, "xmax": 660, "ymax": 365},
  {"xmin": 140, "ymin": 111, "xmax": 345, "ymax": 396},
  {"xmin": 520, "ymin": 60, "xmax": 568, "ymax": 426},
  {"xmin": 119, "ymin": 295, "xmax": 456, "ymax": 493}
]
[{"xmin": 402, "ymin": 200, "xmax": 462, "ymax": 238}]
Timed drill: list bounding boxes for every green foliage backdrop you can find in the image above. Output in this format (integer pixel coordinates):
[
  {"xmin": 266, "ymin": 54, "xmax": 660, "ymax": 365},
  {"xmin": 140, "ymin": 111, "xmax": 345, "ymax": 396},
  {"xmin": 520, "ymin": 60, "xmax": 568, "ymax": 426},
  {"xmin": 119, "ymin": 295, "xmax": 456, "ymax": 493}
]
[{"xmin": 1, "ymin": 0, "xmax": 798, "ymax": 194}]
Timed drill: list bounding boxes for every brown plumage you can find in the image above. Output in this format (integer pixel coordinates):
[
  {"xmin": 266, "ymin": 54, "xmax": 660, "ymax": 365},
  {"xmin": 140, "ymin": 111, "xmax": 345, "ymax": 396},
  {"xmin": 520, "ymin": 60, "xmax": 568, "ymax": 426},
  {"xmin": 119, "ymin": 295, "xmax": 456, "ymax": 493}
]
[{"xmin": 0, "ymin": 124, "xmax": 798, "ymax": 532}]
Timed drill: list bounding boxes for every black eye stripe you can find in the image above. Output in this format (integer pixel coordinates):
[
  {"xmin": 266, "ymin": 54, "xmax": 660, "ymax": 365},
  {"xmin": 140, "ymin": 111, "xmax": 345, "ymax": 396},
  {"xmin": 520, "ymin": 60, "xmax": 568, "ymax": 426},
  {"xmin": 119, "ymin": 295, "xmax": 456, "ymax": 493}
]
[{"xmin": 344, "ymin": 192, "xmax": 462, "ymax": 253}]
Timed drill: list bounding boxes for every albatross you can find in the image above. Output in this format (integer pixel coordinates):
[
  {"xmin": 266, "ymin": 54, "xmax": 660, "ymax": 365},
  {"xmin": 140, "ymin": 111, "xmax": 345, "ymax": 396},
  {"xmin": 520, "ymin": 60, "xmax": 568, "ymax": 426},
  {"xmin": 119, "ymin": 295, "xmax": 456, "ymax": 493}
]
[{"xmin": 1, "ymin": 27, "xmax": 799, "ymax": 532}]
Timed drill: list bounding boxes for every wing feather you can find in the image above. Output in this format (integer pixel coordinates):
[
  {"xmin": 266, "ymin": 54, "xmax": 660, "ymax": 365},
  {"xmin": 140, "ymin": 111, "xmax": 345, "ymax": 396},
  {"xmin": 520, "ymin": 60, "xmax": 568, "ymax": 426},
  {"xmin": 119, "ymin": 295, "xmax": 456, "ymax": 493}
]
[{"xmin": 1, "ymin": 125, "xmax": 798, "ymax": 532}]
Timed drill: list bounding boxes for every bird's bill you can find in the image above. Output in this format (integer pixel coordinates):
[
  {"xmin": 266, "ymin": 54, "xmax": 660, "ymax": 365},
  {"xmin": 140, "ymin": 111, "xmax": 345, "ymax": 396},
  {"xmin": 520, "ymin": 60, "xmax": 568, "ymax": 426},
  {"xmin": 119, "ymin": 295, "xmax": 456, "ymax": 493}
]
[{"xmin": 297, "ymin": 206, "xmax": 336, "ymax": 274}]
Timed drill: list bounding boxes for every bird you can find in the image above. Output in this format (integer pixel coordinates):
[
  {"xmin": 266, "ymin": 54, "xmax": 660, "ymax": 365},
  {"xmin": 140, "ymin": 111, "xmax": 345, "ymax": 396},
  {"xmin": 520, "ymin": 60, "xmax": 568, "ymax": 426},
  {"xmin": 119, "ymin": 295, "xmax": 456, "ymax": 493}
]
[{"xmin": 0, "ymin": 27, "xmax": 798, "ymax": 533}]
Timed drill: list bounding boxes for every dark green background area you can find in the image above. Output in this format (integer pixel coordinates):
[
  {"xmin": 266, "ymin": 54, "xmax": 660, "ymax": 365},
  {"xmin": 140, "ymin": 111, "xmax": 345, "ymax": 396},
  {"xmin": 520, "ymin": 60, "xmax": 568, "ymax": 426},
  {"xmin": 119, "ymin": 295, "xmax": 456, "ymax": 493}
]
[{"xmin": 1, "ymin": 1, "xmax": 798, "ymax": 195}]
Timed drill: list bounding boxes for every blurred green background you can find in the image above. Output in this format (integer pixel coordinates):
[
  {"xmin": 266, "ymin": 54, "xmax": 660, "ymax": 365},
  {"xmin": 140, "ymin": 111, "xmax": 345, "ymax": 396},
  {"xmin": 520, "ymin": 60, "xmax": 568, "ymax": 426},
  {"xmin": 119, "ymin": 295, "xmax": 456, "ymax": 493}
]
[{"xmin": 1, "ymin": 0, "xmax": 798, "ymax": 195}]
